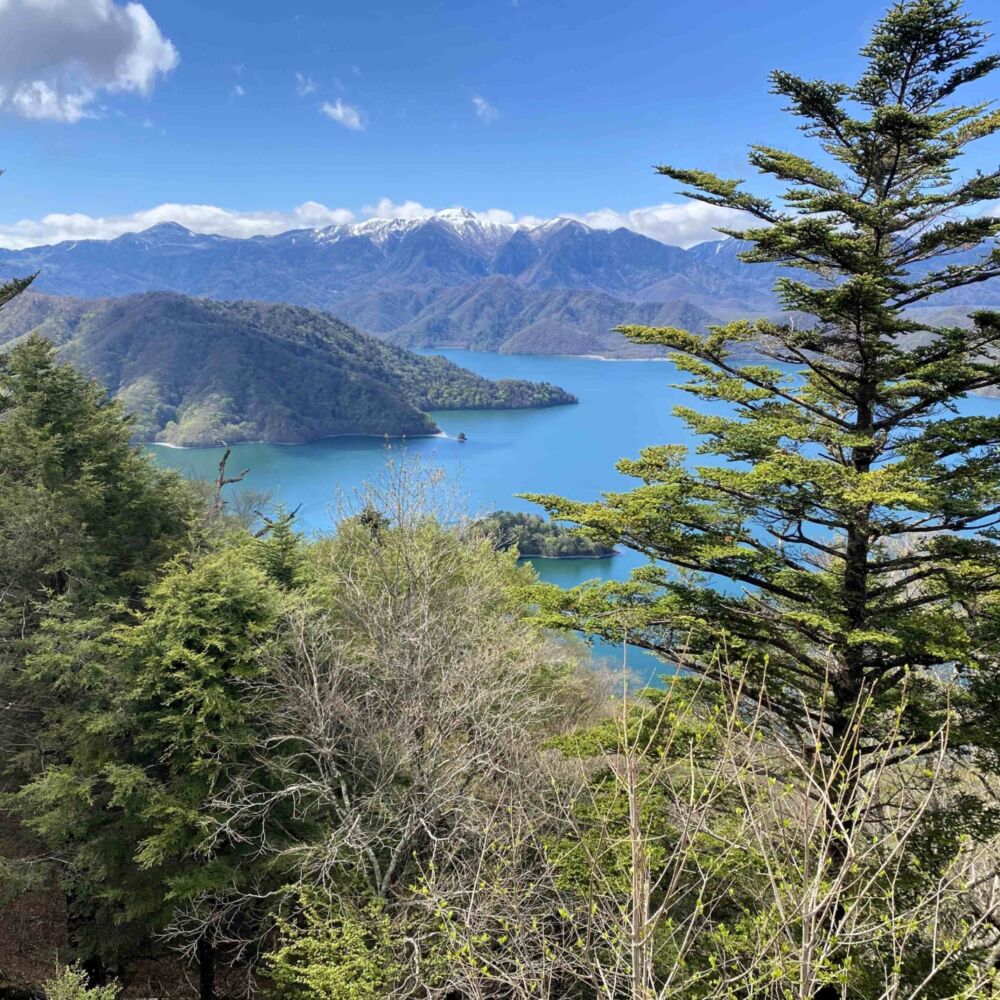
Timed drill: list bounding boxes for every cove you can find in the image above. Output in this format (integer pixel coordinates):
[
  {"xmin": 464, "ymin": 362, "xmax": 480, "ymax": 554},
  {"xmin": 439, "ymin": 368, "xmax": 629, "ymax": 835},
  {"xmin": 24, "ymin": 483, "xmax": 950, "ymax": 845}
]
[
  {"xmin": 155, "ymin": 348, "xmax": 1000, "ymax": 682},
  {"xmin": 148, "ymin": 350, "xmax": 710, "ymax": 681}
]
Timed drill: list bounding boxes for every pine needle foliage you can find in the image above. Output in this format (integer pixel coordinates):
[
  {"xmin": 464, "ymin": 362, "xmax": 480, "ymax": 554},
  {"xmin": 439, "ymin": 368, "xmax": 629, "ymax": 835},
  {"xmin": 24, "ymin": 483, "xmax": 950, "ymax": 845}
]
[{"xmin": 527, "ymin": 0, "xmax": 1000, "ymax": 789}]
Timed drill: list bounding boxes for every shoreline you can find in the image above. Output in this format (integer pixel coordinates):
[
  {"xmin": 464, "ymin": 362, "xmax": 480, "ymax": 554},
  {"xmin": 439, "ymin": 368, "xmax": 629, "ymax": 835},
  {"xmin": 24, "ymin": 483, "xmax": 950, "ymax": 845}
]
[
  {"xmin": 569, "ymin": 353, "xmax": 670, "ymax": 362},
  {"xmin": 422, "ymin": 346, "xmax": 671, "ymax": 363},
  {"xmin": 149, "ymin": 429, "xmax": 451, "ymax": 450},
  {"xmin": 516, "ymin": 551, "xmax": 618, "ymax": 561}
]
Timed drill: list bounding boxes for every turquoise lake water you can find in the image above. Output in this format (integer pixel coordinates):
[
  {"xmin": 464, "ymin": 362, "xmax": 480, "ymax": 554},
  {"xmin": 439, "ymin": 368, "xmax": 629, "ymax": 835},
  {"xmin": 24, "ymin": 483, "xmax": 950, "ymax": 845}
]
[
  {"xmin": 149, "ymin": 351, "xmax": 701, "ymax": 564},
  {"xmin": 149, "ymin": 351, "xmax": 709, "ymax": 680},
  {"xmin": 148, "ymin": 349, "xmax": 1000, "ymax": 681}
]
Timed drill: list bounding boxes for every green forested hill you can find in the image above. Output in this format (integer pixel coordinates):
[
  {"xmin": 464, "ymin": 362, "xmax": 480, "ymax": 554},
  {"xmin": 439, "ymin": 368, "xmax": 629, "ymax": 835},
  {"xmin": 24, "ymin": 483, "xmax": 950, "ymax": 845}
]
[
  {"xmin": 0, "ymin": 292, "xmax": 576, "ymax": 446},
  {"xmin": 476, "ymin": 510, "xmax": 617, "ymax": 558}
]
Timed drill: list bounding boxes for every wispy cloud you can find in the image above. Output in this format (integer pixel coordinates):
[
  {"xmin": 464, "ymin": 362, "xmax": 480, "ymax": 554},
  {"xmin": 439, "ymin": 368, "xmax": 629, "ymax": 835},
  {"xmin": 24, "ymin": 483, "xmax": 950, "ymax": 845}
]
[
  {"xmin": 320, "ymin": 98, "xmax": 364, "ymax": 130},
  {"xmin": 0, "ymin": 202, "xmax": 355, "ymax": 248},
  {"xmin": 0, "ymin": 0, "xmax": 178, "ymax": 123},
  {"xmin": 295, "ymin": 72, "xmax": 315, "ymax": 97},
  {"xmin": 472, "ymin": 94, "xmax": 498, "ymax": 123},
  {"xmin": 232, "ymin": 84, "xmax": 246, "ymax": 98}
]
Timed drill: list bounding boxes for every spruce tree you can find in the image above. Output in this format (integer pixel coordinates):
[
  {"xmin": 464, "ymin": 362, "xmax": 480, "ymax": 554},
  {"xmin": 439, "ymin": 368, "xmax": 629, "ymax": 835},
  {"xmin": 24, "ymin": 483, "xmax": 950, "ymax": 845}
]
[{"xmin": 530, "ymin": 0, "xmax": 1000, "ymax": 814}]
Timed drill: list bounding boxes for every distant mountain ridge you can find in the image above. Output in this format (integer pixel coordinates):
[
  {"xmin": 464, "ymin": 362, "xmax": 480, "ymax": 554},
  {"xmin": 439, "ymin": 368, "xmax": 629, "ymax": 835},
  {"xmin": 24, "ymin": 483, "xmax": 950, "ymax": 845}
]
[
  {"xmin": 2, "ymin": 211, "xmax": 995, "ymax": 356},
  {"xmin": 0, "ymin": 291, "xmax": 576, "ymax": 446},
  {"xmin": 0, "ymin": 211, "xmax": 767, "ymax": 356}
]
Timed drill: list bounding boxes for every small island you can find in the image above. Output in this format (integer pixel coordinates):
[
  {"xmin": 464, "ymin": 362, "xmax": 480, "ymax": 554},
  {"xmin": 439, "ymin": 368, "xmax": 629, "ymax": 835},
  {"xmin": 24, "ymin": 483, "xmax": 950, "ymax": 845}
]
[{"xmin": 476, "ymin": 510, "xmax": 617, "ymax": 559}]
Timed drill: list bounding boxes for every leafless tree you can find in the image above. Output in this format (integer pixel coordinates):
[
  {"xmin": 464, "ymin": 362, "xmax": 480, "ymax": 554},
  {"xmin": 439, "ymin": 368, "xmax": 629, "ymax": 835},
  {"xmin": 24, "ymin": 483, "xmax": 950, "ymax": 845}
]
[
  {"xmin": 213, "ymin": 448, "xmax": 249, "ymax": 514},
  {"xmin": 421, "ymin": 657, "xmax": 1000, "ymax": 1000},
  {"xmin": 169, "ymin": 457, "xmax": 603, "ymax": 985}
]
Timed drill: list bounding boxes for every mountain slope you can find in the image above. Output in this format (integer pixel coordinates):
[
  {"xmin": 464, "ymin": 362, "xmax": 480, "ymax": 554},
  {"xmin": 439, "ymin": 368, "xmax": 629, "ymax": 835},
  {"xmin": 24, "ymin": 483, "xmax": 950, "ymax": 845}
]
[
  {"xmin": 0, "ymin": 214, "xmax": 768, "ymax": 356},
  {"xmin": 369, "ymin": 277, "xmax": 716, "ymax": 356},
  {"xmin": 0, "ymin": 292, "xmax": 577, "ymax": 446},
  {"xmin": 3, "ymin": 213, "xmax": 996, "ymax": 357}
]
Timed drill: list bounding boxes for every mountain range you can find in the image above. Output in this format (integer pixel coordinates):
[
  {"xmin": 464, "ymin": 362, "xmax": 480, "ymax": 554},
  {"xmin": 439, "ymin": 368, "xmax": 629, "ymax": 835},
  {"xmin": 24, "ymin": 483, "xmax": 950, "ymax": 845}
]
[
  {"xmin": 0, "ymin": 211, "xmax": 773, "ymax": 357},
  {"xmin": 0, "ymin": 291, "xmax": 576, "ymax": 446},
  {"xmin": 2, "ymin": 209, "xmax": 994, "ymax": 357}
]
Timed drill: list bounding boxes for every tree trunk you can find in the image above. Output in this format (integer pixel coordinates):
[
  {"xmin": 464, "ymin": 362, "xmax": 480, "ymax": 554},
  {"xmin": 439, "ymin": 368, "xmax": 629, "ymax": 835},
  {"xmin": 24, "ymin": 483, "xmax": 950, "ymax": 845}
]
[
  {"xmin": 810, "ymin": 396, "xmax": 873, "ymax": 1000},
  {"xmin": 197, "ymin": 934, "xmax": 215, "ymax": 1000},
  {"xmin": 65, "ymin": 895, "xmax": 107, "ymax": 987},
  {"xmin": 80, "ymin": 955, "xmax": 108, "ymax": 989},
  {"xmin": 626, "ymin": 752, "xmax": 650, "ymax": 1000}
]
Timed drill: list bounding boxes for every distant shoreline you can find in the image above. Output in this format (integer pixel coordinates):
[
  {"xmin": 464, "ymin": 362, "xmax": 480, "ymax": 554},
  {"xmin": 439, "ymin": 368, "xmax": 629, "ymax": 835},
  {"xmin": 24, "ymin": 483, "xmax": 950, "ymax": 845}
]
[
  {"xmin": 419, "ymin": 346, "xmax": 672, "ymax": 363},
  {"xmin": 517, "ymin": 551, "xmax": 618, "ymax": 561},
  {"xmin": 570, "ymin": 354, "xmax": 670, "ymax": 362},
  {"xmin": 149, "ymin": 430, "xmax": 449, "ymax": 450}
]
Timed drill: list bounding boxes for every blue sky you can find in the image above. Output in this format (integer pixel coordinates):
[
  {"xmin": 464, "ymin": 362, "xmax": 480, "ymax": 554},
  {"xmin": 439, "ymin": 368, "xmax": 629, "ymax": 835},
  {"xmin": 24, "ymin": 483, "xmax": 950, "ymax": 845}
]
[{"xmin": 0, "ymin": 0, "xmax": 997, "ymax": 247}]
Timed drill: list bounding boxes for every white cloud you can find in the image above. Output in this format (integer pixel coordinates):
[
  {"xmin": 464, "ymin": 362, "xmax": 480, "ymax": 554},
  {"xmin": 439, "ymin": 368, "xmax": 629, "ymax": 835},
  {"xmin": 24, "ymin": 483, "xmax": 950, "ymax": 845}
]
[
  {"xmin": 232, "ymin": 84, "xmax": 245, "ymax": 98},
  {"xmin": 295, "ymin": 72, "xmax": 315, "ymax": 97},
  {"xmin": 472, "ymin": 94, "xmax": 498, "ymax": 123},
  {"xmin": 0, "ymin": 201, "xmax": 355, "ymax": 248},
  {"xmin": 0, "ymin": 198, "xmax": 744, "ymax": 250},
  {"xmin": 361, "ymin": 198, "xmax": 434, "ymax": 221},
  {"xmin": 320, "ymin": 98, "xmax": 364, "ymax": 130},
  {"xmin": 0, "ymin": 0, "xmax": 178, "ymax": 123},
  {"xmin": 568, "ymin": 201, "xmax": 751, "ymax": 248}
]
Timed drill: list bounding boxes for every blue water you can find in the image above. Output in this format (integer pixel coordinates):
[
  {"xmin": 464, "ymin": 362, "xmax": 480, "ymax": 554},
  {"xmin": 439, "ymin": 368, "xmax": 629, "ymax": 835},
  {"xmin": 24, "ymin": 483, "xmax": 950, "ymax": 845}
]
[
  {"xmin": 149, "ymin": 350, "xmax": 1000, "ymax": 682},
  {"xmin": 150, "ymin": 351, "xmax": 707, "ymax": 551},
  {"xmin": 149, "ymin": 351, "xmax": 712, "ymax": 681}
]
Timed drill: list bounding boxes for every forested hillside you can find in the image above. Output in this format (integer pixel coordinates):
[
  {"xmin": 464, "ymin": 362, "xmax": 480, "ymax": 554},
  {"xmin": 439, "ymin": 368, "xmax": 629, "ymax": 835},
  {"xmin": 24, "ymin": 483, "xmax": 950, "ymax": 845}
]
[
  {"xmin": 7, "ymin": 1, "xmax": 1000, "ymax": 999},
  {"xmin": 0, "ymin": 292, "xmax": 576, "ymax": 445},
  {"xmin": 476, "ymin": 510, "xmax": 617, "ymax": 558}
]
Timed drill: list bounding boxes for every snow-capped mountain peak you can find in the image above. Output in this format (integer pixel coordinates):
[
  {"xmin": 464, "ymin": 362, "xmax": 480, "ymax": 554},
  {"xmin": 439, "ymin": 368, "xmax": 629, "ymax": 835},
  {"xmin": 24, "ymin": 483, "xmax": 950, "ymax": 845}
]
[
  {"xmin": 311, "ymin": 207, "xmax": 592, "ymax": 253},
  {"xmin": 425, "ymin": 207, "xmax": 519, "ymax": 250}
]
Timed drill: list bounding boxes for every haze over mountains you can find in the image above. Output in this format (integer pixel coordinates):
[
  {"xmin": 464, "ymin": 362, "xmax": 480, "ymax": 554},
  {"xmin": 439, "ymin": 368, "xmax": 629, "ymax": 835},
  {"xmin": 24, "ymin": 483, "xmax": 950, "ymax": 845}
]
[
  {"xmin": 2, "ymin": 208, "xmax": 994, "ymax": 357},
  {"xmin": 0, "ymin": 292, "xmax": 576, "ymax": 446}
]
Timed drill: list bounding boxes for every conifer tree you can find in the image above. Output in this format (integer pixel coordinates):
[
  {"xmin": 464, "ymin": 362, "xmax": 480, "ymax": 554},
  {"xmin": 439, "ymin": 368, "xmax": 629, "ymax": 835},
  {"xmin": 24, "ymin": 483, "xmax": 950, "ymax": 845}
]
[
  {"xmin": 0, "ymin": 338, "xmax": 197, "ymax": 983},
  {"xmin": 254, "ymin": 505, "xmax": 305, "ymax": 588},
  {"xmin": 13, "ymin": 546, "xmax": 285, "ymax": 998},
  {"xmin": 530, "ymin": 0, "xmax": 1000, "ymax": 819},
  {"xmin": 0, "ymin": 337, "xmax": 195, "ymax": 625},
  {"xmin": 0, "ymin": 170, "xmax": 35, "ymax": 310}
]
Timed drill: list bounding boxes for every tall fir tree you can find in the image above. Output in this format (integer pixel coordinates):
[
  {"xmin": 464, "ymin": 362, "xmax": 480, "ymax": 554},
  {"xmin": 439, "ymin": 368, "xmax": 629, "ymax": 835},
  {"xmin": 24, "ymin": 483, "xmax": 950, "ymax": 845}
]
[
  {"xmin": 0, "ymin": 338, "xmax": 198, "ymax": 984},
  {"xmin": 530, "ymin": 0, "xmax": 1000, "ymax": 828}
]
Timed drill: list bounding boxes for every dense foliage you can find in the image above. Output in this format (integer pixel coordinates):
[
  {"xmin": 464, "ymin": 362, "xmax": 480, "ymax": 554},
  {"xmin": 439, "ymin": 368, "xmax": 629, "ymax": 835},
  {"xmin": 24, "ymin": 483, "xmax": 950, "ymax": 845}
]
[
  {"xmin": 530, "ymin": 0, "xmax": 1000, "ymax": 829},
  {"xmin": 0, "ymin": 292, "xmax": 576, "ymax": 446},
  {"xmin": 476, "ymin": 510, "xmax": 618, "ymax": 557},
  {"xmin": 6, "ymin": 3, "xmax": 1000, "ymax": 999},
  {"xmin": 4, "ymin": 295, "xmax": 1000, "ymax": 1000}
]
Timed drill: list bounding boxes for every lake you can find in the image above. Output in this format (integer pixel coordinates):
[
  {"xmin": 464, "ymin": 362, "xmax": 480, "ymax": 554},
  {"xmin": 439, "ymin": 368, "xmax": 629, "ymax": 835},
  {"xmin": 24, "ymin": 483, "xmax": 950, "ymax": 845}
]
[
  {"xmin": 150, "ymin": 351, "xmax": 703, "ymax": 555},
  {"xmin": 149, "ymin": 351, "xmax": 710, "ymax": 680},
  {"xmin": 152, "ymin": 349, "xmax": 999, "ymax": 681}
]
